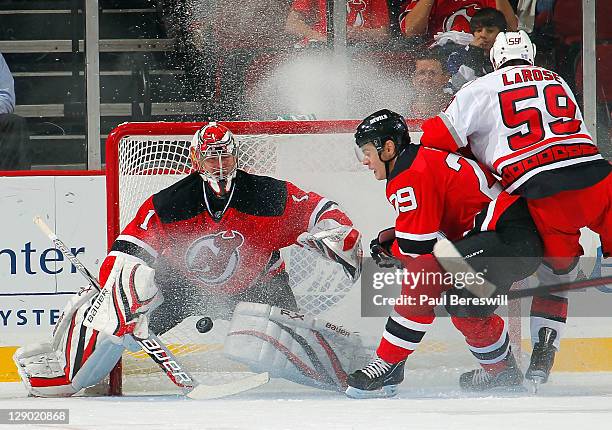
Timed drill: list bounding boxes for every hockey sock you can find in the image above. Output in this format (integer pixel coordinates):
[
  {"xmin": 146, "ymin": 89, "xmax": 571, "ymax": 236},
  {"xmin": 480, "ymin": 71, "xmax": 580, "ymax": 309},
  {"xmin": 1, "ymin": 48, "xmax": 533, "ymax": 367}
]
[
  {"xmin": 530, "ymin": 293, "xmax": 567, "ymax": 350},
  {"xmin": 452, "ymin": 315, "xmax": 510, "ymax": 374},
  {"xmin": 376, "ymin": 254, "xmax": 449, "ymax": 363},
  {"xmin": 530, "ymin": 263, "xmax": 573, "ymax": 350}
]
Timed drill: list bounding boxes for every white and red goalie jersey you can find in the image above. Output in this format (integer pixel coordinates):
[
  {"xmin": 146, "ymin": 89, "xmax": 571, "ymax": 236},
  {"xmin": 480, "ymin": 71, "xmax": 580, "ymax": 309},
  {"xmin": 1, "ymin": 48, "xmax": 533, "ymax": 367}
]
[
  {"xmin": 99, "ymin": 170, "xmax": 355, "ymax": 295},
  {"xmin": 421, "ymin": 65, "xmax": 608, "ymax": 198}
]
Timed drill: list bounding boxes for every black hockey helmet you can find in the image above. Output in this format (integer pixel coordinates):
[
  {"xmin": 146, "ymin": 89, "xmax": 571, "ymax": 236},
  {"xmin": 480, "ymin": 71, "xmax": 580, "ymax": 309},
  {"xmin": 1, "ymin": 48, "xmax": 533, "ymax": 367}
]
[{"xmin": 354, "ymin": 109, "xmax": 411, "ymax": 154}]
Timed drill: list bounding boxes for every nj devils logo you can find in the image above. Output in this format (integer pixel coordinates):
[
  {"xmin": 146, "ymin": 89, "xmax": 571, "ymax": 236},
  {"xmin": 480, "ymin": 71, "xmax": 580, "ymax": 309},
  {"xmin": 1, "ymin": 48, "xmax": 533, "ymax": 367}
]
[
  {"xmin": 347, "ymin": 0, "xmax": 367, "ymax": 27},
  {"xmin": 443, "ymin": 4, "xmax": 481, "ymax": 33},
  {"xmin": 185, "ymin": 230, "xmax": 245, "ymax": 285}
]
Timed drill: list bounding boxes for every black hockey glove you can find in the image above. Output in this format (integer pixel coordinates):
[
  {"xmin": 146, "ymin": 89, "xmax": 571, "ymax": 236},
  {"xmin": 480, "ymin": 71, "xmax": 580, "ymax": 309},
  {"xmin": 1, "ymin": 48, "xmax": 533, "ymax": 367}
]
[{"xmin": 370, "ymin": 227, "xmax": 403, "ymax": 269}]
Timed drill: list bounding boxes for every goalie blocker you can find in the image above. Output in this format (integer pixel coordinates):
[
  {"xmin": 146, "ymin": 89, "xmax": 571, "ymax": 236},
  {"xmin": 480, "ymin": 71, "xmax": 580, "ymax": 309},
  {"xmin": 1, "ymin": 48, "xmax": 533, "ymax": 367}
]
[{"xmin": 225, "ymin": 302, "xmax": 372, "ymax": 391}]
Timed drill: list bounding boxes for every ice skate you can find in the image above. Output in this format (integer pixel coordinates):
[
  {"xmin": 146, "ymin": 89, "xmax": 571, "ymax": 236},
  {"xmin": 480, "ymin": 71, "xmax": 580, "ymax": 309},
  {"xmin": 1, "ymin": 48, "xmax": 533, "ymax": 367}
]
[
  {"xmin": 460, "ymin": 350, "xmax": 524, "ymax": 392},
  {"xmin": 526, "ymin": 327, "xmax": 557, "ymax": 392},
  {"xmin": 345, "ymin": 355, "xmax": 405, "ymax": 399}
]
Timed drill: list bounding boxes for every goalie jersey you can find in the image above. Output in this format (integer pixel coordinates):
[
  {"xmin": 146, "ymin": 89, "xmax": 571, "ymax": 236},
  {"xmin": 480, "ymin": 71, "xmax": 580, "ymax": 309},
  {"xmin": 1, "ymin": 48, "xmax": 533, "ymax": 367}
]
[
  {"xmin": 99, "ymin": 170, "xmax": 352, "ymax": 295},
  {"xmin": 387, "ymin": 144, "xmax": 519, "ymax": 258}
]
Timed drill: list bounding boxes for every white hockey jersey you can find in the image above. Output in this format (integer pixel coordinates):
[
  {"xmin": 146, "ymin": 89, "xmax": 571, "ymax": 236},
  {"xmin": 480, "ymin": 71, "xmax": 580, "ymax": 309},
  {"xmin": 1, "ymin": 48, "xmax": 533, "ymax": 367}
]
[{"xmin": 421, "ymin": 65, "xmax": 607, "ymax": 197}]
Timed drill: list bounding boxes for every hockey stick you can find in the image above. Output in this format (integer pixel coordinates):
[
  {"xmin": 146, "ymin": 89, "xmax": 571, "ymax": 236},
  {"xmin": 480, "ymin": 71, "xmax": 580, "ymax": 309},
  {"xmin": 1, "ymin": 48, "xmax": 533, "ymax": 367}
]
[
  {"xmin": 507, "ymin": 275, "xmax": 612, "ymax": 300},
  {"xmin": 33, "ymin": 216, "xmax": 269, "ymax": 399}
]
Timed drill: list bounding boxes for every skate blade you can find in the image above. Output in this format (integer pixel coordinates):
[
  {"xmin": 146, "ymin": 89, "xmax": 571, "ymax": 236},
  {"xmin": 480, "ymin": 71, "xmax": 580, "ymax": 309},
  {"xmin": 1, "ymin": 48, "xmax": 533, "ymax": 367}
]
[
  {"xmin": 345, "ymin": 385, "xmax": 399, "ymax": 399},
  {"xmin": 527, "ymin": 375, "xmax": 545, "ymax": 394},
  {"xmin": 462, "ymin": 384, "xmax": 528, "ymax": 394},
  {"xmin": 499, "ymin": 383, "xmax": 528, "ymax": 394}
]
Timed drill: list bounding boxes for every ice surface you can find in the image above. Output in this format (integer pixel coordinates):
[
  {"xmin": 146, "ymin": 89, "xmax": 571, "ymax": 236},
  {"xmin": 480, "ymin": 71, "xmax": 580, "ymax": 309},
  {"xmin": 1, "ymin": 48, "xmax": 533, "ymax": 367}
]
[{"xmin": 1, "ymin": 372, "xmax": 611, "ymax": 430}]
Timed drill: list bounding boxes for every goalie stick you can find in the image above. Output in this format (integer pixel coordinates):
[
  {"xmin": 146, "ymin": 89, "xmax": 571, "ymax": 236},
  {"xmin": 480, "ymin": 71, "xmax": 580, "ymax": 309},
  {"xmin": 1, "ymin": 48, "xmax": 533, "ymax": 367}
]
[{"xmin": 32, "ymin": 216, "xmax": 269, "ymax": 399}]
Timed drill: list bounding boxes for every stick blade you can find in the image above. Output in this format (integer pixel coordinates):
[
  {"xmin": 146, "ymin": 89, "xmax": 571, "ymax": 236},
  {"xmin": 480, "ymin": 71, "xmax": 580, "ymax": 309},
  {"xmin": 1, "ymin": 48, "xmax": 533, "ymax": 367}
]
[{"xmin": 187, "ymin": 372, "xmax": 269, "ymax": 400}]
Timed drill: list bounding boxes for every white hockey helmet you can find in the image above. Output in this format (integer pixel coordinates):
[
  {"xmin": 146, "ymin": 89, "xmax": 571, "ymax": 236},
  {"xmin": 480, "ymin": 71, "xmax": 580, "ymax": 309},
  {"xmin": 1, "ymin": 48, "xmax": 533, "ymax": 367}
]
[
  {"xmin": 489, "ymin": 30, "xmax": 536, "ymax": 70},
  {"xmin": 190, "ymin": 122, "xmax": 239, "ymax": 194}
]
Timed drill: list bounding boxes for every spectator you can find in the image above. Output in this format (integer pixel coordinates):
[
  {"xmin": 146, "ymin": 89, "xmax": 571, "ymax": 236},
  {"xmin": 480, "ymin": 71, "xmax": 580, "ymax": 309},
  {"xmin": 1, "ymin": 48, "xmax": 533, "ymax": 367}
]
[
  {"xmin": 448, "ymin": 8, "xmax": 507, "ymax": 92},
  {"xmin": 285, "ymin": 0, "xmax": 390, "ymax": 46},
  {"xmin": 516, "ymin": 0, "xmax": 555, "ymax": 33},
  {"xmin": 0, "ymin": 52, "xmax": 29, "ymax": 170},
  {"xmin": 399, "ymin": 0, "xmax": 517, "ymax": 40},
  {"xmin": 407, "ymin": 50, "xmax": 451, "ymax": 118}
]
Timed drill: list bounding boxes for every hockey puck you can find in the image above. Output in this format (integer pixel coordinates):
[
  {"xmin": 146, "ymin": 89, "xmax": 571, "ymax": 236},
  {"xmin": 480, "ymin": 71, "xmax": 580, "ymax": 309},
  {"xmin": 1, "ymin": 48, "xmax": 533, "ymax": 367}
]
[{"xmin": 196, "ymin": 316, "xmax": 214, "ymax": 334}]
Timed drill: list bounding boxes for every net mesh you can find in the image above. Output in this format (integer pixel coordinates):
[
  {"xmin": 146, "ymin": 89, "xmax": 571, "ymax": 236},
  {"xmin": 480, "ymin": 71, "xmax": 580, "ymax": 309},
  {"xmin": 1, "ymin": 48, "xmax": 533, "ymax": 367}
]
[{"xmin": 116, "ymin": 133, "xmax": 357, "ymax": 318}]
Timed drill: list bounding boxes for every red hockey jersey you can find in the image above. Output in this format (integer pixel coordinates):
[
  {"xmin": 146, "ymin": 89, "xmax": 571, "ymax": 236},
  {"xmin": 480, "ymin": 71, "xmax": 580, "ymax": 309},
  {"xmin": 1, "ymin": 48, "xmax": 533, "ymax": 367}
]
[
  {"xmin": 386, "ymin": 145, "xmax": 514, "ymax": 258},
  {"xmin": 399, "ymin": 0, "xmax": 495, "ymax": 36},
  {"xmin": 99, "ymin": 170, "xmax": 352, "ymax": 296},
  {"xmin": 292, "ymin": 0, "xmax": 389, "ymax": 35}
]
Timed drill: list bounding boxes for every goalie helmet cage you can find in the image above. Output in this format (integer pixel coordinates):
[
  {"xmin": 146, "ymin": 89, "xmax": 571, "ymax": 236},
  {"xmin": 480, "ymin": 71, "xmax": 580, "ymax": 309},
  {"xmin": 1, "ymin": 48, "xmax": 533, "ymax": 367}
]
[{"xmin": 105, "ymin": 120, "xmax": 522, "ymax": 396}]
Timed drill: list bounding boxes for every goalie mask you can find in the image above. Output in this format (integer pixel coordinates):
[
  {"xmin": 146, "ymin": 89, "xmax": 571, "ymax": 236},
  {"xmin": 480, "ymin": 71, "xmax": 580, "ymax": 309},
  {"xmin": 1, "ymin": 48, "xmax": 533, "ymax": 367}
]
[
  {"xmin": 190, "ymin": 122, "xmax": 239, "ymax": 195},
  {"xmin": 490, "ymin": 30, "xmax": 536, "ymax": 71}
]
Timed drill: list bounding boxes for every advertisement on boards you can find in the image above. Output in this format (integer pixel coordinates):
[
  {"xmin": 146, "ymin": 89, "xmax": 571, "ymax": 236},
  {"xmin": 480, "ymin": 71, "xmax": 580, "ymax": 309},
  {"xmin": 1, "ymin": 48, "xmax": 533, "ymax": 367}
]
[{"xmin": 0, "ymin": 175, "xmax": 106, "ymax": 345}]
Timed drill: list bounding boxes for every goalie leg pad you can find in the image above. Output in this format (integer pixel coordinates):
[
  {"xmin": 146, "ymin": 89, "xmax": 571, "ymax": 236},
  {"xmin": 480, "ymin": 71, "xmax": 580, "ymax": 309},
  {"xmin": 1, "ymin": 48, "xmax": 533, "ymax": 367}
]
[
  {"xmin": 224, "ymin": 302, "xmax": 372, "ymax": 391},
  {"xmin": 13, "ymin": 288, "xmax": 125, "ymax": 397},
  {"xmin": 14, "ymin": 339, "xmax": 124, "ymax": 398}
]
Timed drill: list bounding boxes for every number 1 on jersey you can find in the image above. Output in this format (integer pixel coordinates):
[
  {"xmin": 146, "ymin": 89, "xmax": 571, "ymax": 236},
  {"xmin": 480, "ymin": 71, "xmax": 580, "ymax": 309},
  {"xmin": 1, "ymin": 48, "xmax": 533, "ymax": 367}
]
[{"xmin": 139, "ymin": 210, "xmax": 156, "ymax": 230}]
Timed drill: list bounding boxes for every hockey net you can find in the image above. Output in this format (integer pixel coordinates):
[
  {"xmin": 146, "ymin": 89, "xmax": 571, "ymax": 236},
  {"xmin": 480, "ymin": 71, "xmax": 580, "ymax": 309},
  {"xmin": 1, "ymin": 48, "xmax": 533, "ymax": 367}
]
[{"xmin": 105, "ymin": 120, "xmax": 522, "ymax": 395}]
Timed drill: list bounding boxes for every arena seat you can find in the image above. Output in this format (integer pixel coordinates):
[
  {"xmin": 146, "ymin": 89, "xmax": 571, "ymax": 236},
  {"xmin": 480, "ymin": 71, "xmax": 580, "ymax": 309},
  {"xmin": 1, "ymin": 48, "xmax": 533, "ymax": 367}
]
[
  {"xmin": 553, "ymin": 0, "xmax": 612, "ymax": 45},
  {"xmin": 575, "ymin": 43, "xmax": 612, "ymax": 103}
]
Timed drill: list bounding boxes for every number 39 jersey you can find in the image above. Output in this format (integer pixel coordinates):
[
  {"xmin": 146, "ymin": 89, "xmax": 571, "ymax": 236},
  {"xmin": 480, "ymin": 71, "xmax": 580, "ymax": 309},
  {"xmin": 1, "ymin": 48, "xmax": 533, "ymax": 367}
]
[
  {"xmin": 421, "ymin": 65, "xmax": 610, "ymax": 198},
  {"xmin": 386, "ymin": 145, "xmax": 515, "ymax": 257}
]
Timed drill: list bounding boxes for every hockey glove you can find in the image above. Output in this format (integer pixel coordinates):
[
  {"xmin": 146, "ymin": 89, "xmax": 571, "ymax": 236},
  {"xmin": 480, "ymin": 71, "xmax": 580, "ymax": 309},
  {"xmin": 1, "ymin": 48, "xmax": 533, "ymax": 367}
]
[
  {"xmin": 370, "ymin": 227, "xmax": 403, "ymax": 269},
  {"xmin": 298, "ymin": 220, "xmax": 362, "ymax": 282},
  {"xmin": 84, "ymin": 258, "xmax": 163, "ymax": 340}
]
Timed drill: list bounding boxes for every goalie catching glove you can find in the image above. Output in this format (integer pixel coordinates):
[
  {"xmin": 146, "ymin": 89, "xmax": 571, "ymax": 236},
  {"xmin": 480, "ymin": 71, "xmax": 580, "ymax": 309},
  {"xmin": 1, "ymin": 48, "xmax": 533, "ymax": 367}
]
[
  {"xmin": 297, "ymin": 219, "xmax": 363, "ymax": 282},
  {"xmin": 224, "ymin": 302, "xmax": 373, "ymax": 391}
]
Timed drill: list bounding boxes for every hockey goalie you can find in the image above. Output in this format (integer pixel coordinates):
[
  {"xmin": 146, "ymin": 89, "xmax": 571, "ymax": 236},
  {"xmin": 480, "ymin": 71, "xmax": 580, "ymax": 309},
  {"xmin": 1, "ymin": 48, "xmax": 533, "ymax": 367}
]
[{"xmin": 14, "ymin": 122, "xmax": 367, "ymax": 396}]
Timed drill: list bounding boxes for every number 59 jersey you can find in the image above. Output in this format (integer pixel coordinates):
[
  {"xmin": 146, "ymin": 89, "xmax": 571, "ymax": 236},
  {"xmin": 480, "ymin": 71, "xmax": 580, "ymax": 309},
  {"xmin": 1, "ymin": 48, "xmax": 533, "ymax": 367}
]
[
  {"xmin": 421, "ymin": 65, "xmax": 609, "ymax": 198},
  {"xmin": 386, "ymin": 145, "xmax": 516, "ymax": 258}
]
